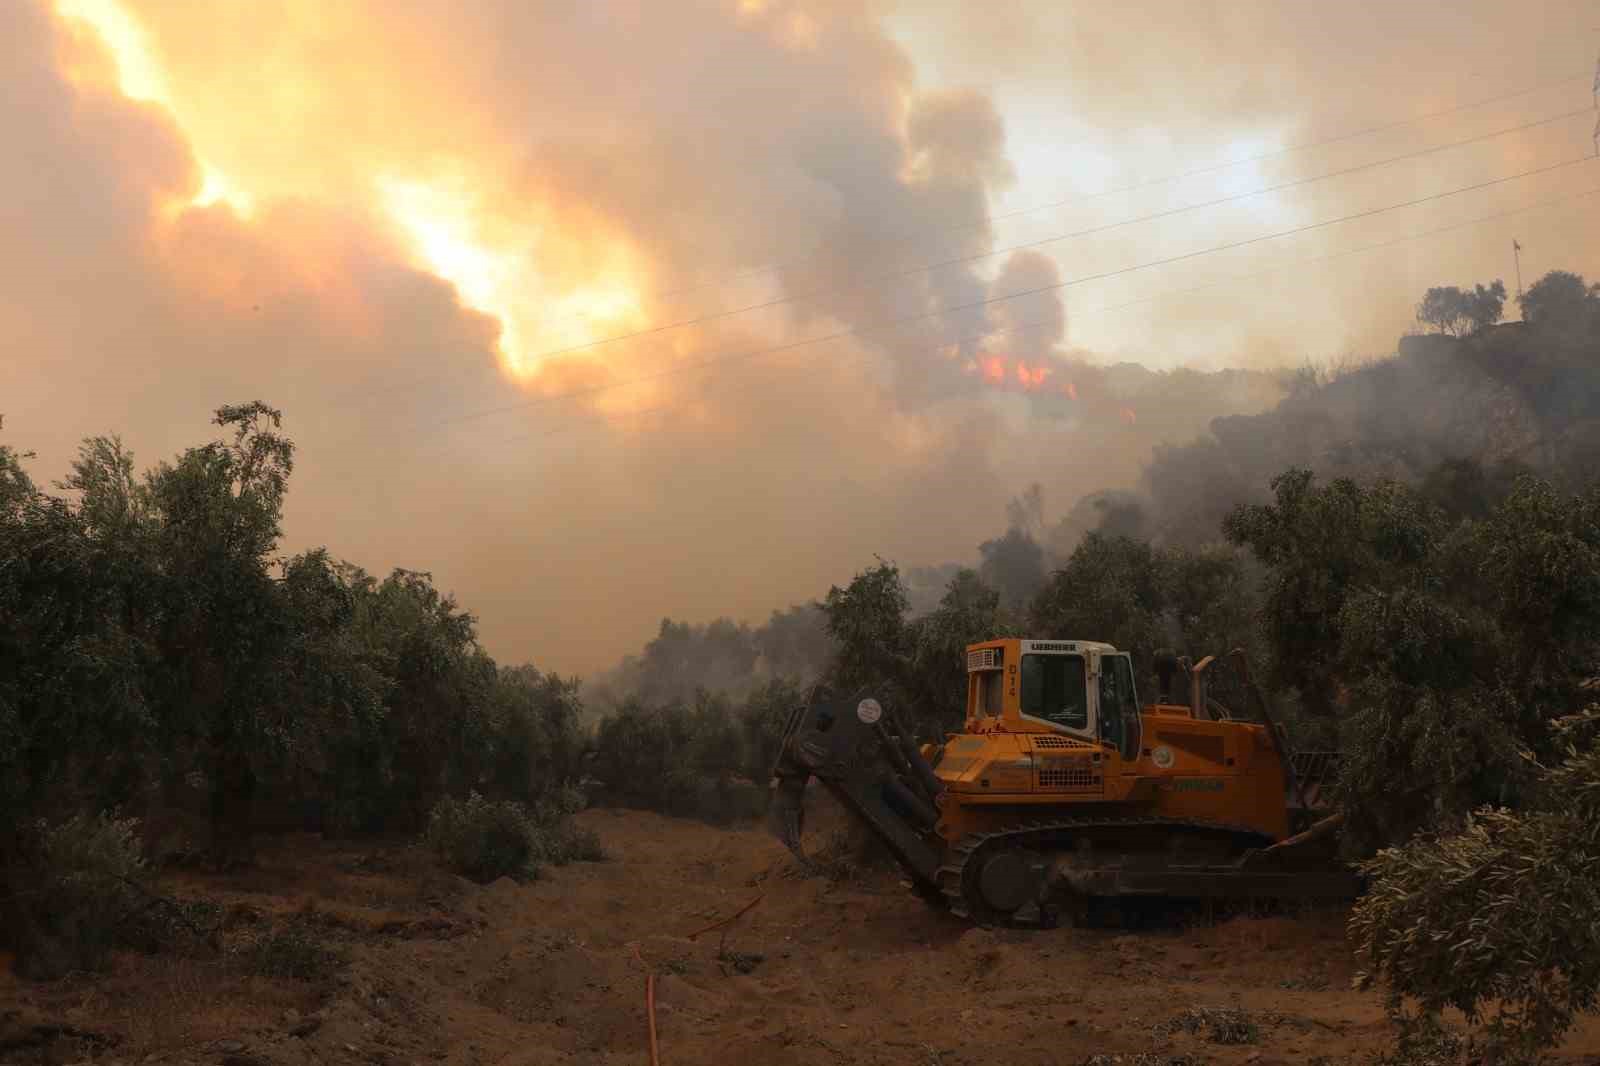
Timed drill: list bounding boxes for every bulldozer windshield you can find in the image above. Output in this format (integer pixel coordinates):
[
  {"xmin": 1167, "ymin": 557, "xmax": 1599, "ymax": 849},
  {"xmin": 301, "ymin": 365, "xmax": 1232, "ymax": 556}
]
[{"xmin": 1020, "ymin": 654, "xmax": 1088, "ymax": 732}]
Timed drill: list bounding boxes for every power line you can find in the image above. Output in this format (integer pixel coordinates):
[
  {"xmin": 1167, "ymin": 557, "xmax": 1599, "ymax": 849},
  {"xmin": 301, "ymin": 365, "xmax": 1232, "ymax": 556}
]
[
  {"xmin": 1592, "ymin": 46, "xmax": 1599, "ymax": 154},
  {"xmin": 432, "ymin": 152, "xmax": 1600, "ymax": 432},
  {"xmin": 507, "ymin": 104, "xmax": 1594, "ymax": 370},
  {"xmin": 673, "ymin": 188, "xmax": 1600, "ymax": 421},
  {"xmin": 363, "ymin": 177, "xmax": 1600, "ymax": 470},
  {"xmin": 414, "ymin": 152, "xmax": 1598, "ymax": 435},
  {"xmin": 343, "ymin": 68, "xmax": 1591, "ymax": 405},
  {"xmin": 649, "ymin": 67, "xmax": 1591, "ymax": 303},
  {"xmin": 1056, "ymin": 185, "xmax": 1600, "ymax": 331},
  {"xmin": 645, "ymin": 69, "xmax": 1591, "ymax": 301}
]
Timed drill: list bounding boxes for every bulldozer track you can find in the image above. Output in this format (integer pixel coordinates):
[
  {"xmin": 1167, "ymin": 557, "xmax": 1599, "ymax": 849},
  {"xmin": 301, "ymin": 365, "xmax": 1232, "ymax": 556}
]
[{"xmin": 930, "ymin": 814, "xmax": 1274, "ymax": 928}]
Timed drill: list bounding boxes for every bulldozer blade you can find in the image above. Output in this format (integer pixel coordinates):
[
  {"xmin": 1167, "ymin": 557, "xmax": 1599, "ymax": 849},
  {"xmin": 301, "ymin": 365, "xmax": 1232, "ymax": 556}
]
[
  {"xmin": 1261, "ymin": 811, "xmax": 1345, "ymax": 855},
  {"xmin": 1235, "ymin": 811, "xmax": 1350, "ymax": 872}
]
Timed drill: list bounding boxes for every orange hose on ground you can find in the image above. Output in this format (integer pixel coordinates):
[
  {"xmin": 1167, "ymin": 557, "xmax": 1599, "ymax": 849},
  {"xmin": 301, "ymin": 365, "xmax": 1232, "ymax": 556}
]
[
  {"xmin": 686, "ymin": 894, "xmax": 764, "ymax": 940},
  {"xmin": 645, "ymin": 973, "xmax": 660, "ymax": 1066}
]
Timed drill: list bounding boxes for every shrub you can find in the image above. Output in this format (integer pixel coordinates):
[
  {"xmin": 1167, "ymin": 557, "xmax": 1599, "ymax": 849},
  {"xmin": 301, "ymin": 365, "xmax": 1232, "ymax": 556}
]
[
  {"xmin": 526, "ymin": 785, "xmax": 605, "ymax": 866},
  {"xmin": 118, "ymin": 895, "xmax": 222, "ymax": 957},
  {"xmin": 425, "ymin": 792, "xmax": 541, "ymax": 883},
  {"xmin": 236, "ymin": 923, "xmax": 346, "ymax": 980},
  {"xmin": 1157, "ymin": 1006, "xmax": 1261, "ymax": 1046},
  {"xmin": 22, "ymin": 812, "xmax": 149, "ymax": 976},
  {"xmin": 1363, "ymin": 1015, "xmax": 1470, "ymax": 1066},
  {"xmin": 425, "ymin": 789, "xmax": 603, "ymax": 883}
]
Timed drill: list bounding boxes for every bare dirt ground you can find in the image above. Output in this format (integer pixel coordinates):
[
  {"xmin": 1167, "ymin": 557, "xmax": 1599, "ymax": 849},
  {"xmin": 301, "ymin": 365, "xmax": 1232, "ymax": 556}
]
[{"xmin": 5, "ymin": 806, "xmax": 1600, "ymax": 1066}]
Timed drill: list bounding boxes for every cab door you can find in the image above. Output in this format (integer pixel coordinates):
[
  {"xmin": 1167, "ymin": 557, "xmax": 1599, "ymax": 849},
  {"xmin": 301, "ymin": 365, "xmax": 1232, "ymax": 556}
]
[{"xmin": 1094, "ymin": 652, "xmax": 1143, "ymax": 764}]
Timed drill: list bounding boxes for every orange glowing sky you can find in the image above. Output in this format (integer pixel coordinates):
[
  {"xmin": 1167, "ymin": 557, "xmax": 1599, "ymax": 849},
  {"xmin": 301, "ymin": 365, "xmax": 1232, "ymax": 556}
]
[
  {"xmin": 49, "ymin": 0, "xmax": 1600, "ymax": 390},
  {"xmin": 54, "ymin": 0, "xmax": 654, "ymax": 388}
]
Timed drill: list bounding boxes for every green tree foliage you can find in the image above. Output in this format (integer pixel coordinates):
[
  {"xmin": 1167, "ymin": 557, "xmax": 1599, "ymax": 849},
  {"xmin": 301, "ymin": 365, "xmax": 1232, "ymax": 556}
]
[
  {"xmin": 1517, "ymin": 269, "xmax": 1599, "ymax": 332},
  {"xmin": 1, "ymin": 447, "xmax": 152, "ymax": 973},
  {"xmin": 903, "ymin": 568, "xmax": 1017, "ymax": 730},
  {"xmin": 487, "ymin": 665, "xmax": 587, "ymax": 814},
  {"xmin": 1415, "ymin": 455, "xmax": 1529, "ymax": 522},
  {"xmin": 1028, "ymin": 533, "xmax": 1253, "ymax": 697},
  {"xmin": 0, "ymin": 405, "xmax": 594, "ymax": 977},
  {"xmin": 138, "ymin": 403, "xmax": 299, "ymax": 857},
  {"xmin": 1415, "ymin": 280, "xmax": 1506, "ymax": 337},
  {"xmin": 1226, "ymin": 468, "xmax": 1600, "ymax": 852},
  {"xmin": 803, "ymin": 542, "xmax": 1253, "ymax": 743},
  {"xmin": 587, "ymin": 685, "xmax": 783, "ymax": 821},
  {"xmin": 1223, "ymin": 469, "xmax": 1440, "ymax": 721},
  {"xmin": 270, "ymin": 550, "xmax": 386, "ymax": 826},
  {"xmin": 59, "ymin": 435, "xmax": 145, "ymax": 538},
  {"xmin": 821, "ymin": 559, "xmax": 912, "ymax": 698},
  {"xmin": 1031, "ymin": 533, "xmax": 1165, "ymax": 665},
  {"xmin": 581, "ymin": 612, "xmax": 823, "ymax": 824},
  {"xmin": 818, "ymin": 562, "xmax": 1016, "ymax": 737},
  {"xmin": 589, "ymin": 563, "xmax": 1017, "ymax": 811},
  {"xmin": 306, "ymin": 565, "xmax": 589, "ymax": 835},
  {"xmin": 0, "ymin": 437, "xmax": 36, "ymax": 506},
  {"xmin": 588, "ymin": 699, "xmax": 690, "ymax": 812},
  {"xmin": 1351, "ymin": 710, "xmax": 1600, "ymax": 1062},
  {"xmin": 335, "ymin": 568, "xmax": 497, "ymax": 831}
]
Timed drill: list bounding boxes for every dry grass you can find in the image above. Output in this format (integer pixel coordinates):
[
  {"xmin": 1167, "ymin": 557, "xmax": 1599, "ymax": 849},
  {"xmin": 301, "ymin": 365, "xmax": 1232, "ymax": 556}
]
[
  {"xmin": 20, "ymin": 952, "xmax": 323, "ymax": 1059},
  {"xmin": 805, "ymin": 823, "xmax": 896, "ymax": 884},
  {"xmin": 3, "ymin": 834, "xmax": 451, "ymax": 1062},
  {"xmin": 233, "ymin": 922, "xmax": 347, "ymax": 981},
  {"xmin": 1157, "ymin": 1006, "xmax": 1263, "ymax": 1045}
]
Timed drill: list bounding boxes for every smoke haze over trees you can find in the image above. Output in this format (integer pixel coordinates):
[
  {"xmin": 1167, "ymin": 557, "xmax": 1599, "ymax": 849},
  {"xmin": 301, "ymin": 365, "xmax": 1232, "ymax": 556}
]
[{"xmin": 590, "ymin": 268, "xmax": 1600, "ymax": 709}]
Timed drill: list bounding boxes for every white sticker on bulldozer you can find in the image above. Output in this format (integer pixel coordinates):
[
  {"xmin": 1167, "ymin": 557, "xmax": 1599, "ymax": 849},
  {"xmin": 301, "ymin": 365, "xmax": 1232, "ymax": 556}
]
[
  {"xmin": 856, "ymin": 698, "xmax": 882, "ymax": 724},
  {"xmin": 1152, "ymin": 745, "xmax": 1175, "ymax": 769}
]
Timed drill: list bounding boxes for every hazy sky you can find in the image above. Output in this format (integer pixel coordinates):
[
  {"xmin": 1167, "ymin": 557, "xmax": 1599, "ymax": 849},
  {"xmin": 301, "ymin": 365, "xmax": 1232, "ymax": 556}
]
[{"xmin": 4, "ymin": 0, "xmax": 1599, "ymax": 673}]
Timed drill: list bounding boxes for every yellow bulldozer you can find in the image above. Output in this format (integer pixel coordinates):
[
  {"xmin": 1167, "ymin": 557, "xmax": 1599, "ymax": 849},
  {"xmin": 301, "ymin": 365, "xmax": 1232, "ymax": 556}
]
[{"xmin": 769, "ymin": 638, "xmax": 1357, "ymax": 927}]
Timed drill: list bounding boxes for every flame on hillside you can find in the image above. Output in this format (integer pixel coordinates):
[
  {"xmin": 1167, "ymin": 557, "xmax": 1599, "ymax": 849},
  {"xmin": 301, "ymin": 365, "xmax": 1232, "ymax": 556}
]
[
  {"xmin": 966, "ymin": 354, "xmax": 1146, "ymax": 427},
  {"xmin": 972, "ymin": 354, "xmax": 1072, "ymax": 395}
]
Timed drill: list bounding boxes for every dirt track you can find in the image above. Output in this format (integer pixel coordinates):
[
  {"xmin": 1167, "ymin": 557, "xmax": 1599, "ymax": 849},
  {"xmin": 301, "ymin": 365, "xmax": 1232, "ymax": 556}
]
[{"xmin": 6, "ymin": 807, "xmax": 1600, "ymax": 1066}]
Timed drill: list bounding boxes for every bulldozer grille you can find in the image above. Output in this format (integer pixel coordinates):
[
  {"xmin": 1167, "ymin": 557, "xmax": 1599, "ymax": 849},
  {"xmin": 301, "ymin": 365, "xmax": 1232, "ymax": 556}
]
[
  {"xmin": 967, "ymin": 648, "xmax": 1001, "ymax": 672},
  {"xmin": 1038, "ymin": 757, "xmax": 1101, "ymax": 791},
  {"xmin": 1032, "ymin": 735, "xmax": 1093, "ymax": 749}
]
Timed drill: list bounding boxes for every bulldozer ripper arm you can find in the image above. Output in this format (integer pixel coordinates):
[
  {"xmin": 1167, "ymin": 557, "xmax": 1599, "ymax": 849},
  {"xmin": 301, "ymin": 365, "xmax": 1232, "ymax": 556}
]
[{"xmin": 768, "ymin": 693, "xmax": 947, "ymax": 890}]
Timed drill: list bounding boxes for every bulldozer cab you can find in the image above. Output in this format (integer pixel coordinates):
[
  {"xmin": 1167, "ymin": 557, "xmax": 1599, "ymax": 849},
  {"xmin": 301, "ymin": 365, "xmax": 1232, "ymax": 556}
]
[{"xmin": 965, "ymin": 640, "xmax": 1142, "ymax": 761}]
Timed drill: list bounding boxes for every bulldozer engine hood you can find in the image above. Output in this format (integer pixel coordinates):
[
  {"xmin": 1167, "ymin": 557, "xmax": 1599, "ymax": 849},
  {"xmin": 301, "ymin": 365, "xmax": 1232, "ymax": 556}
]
[{"xmin": 936, "ymin": 734, "xmax": 1038, "ymax": 792}]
